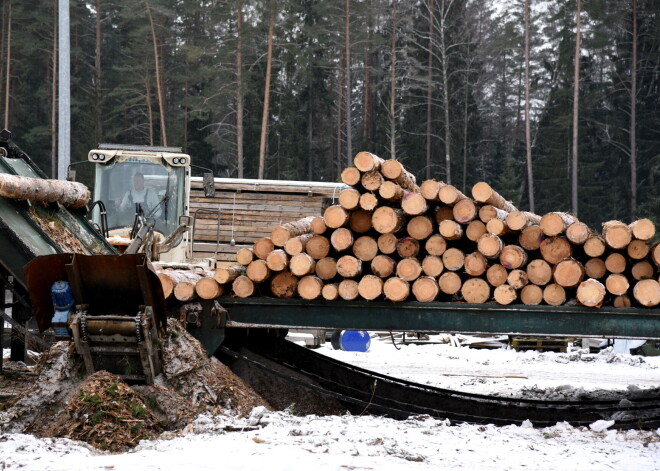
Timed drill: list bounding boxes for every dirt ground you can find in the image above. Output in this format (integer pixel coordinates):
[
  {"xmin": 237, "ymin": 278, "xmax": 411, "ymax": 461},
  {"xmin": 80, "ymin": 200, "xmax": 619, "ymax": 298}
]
[{"xmin": 0, "ymin": 319, "xmax": 270, "ymax": 452}]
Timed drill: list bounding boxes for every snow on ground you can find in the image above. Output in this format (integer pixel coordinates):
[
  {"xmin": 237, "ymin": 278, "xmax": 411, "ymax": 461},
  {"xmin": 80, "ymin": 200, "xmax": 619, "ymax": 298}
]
[
  {"xmin": 320, "ymin": 335, "xmax": 660, "ymax": 398},
  {"xmin": 2, "ymin": 336, "xmax": 660, "ymax": 470}
]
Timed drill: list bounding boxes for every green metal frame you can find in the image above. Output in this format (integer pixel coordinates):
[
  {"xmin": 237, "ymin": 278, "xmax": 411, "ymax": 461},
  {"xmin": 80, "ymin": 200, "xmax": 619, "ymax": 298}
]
[{"xmin": 217, "ymin": 297, "xmax": 660, "ymax": 340}]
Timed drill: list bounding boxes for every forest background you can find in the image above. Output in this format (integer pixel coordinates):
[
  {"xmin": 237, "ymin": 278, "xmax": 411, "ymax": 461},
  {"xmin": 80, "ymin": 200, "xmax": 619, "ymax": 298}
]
[{"xmin": 0, "ymin": 0, "xmax": 658, "ymax": 228}]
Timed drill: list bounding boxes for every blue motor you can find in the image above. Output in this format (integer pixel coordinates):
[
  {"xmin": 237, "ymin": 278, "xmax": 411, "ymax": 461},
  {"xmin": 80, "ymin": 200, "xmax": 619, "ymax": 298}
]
[
  {"xmin": 51, "ymin": 281, "xmax": 75, "ymax": 339},
  {"xmin": 330, "ymin": 330, "xmax": 371, "ymax": 352}
]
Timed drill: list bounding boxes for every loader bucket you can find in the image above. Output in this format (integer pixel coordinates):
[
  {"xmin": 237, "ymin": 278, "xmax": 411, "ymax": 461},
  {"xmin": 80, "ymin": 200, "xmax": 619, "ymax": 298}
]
[{"xmin": 25, "ymin": 253, "xmax": 167, "ymax": 332}]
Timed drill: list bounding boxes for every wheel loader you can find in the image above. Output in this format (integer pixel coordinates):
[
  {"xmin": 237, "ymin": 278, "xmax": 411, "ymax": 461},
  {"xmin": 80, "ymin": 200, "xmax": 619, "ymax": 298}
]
[{"xmin": 0, "ymin": 132, "xmax": 217, "ymax": 384}]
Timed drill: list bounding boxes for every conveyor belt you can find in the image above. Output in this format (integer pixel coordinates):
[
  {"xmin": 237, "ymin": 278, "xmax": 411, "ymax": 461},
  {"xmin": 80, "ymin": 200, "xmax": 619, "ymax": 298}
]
[{"xmin": 218, "ymin": 334, "xmax": 660, "ymax": 430}]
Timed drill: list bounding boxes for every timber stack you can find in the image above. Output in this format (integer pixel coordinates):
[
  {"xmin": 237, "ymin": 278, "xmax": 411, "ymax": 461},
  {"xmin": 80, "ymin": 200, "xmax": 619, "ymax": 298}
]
[{"xmin": 158, "ymin": 152, "xmax": 660, "ymax": 308}]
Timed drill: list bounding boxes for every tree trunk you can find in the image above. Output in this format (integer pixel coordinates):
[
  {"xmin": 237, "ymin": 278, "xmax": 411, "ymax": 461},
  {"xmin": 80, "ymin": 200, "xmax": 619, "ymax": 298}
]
[
  {"xmin": 324, "ymin": 205, "xmax": 350, "ymax": 229},
  {"xmin": 553, "ymin": 258, "xmax": 584, "ymax": 288},
  {"xmin": 439, "ymin": 220, "xmax": 463, "ymax": 241},
  {"xmin": 605, "ymin": 274, "xmax": 629, "ymax": 296},
  {"xmin": 258, "ymin": 0, "xmax": 276, "ymax": 179},
  {"xmin": 381, "ymin": 160, "xmax": 418, "ymax": 191},
  {"xmin": 506, "ymin": 210, "xmax": 541, "ymax": 231},
  {"xmin": 236, "ymin": 248, "xmax": 254, "ymax": 266},
  {"xmin": 3, "ymin": 0, "xmax": 11, "ymax": 129},
  {"xmin": 344, "ymin": 0, "xmax": 352, "ymax": 165},
  {"xmin": 232, "ymin": 275, "xmax": 255, "ymax": 298},
  {"xmin": 0, "ymin": 1, "xmax": 5, "ymax": 119},
  {"xmin": 465, "ymin": 220, "xmax": 487, "ymax": 242},
  {"xmin": 341, "ymin": 167, "xmax": 361, "ymax": 186},
  {"xmin": 236, "ymin": 1, "xmax": 244, "ymax": 178},
  {"xmin": 539, "ymin": 237, "xmax": 572, "ymax": 264},
  {"xmin": 270, "ymin": 271, "xmax": 298, "ymax": 298},
  {"xmin": 290, "ymin": 253, "xmax": 316, "ymax": 277},
  {"xmin": 507, "ymin": 269, "xmax": 529, "ymax": 290},
  {"xmin": 361, "ymin": 170, "xmax": 384, "ymax": 191},
  {"xmin": 396, "ymin": 257, "xmax": 423, "ymax": 281},
  {"xmin": 412, "ymin": 276, "xmax": 439, "ymax": 302},
  {"xmin": 630, "ymin": 0, "xmax": 637, "ymax": 217},
  {"xmin": 518, "ymin": 225, "xmax": 544, "ymax": 251},
  {"xmin": 540, "ymin": 212, "xmax": 578, "ymax": 237},
  {"xmin": 246, "ymin": 259, "xmax": 270, "ymax": 282},
  {"xmin": 305, "ymin": 235, "xmax": 331, "ymax": 260},
  {"xmin": 51, "ymin": 0, "xmax": 58, "ymax": 178},
  {"xmin": 461, "ymin": 278, "xmax": 490, "ymax": 304},
  {"xmin": 145, "ymin": 60, "xmax": 154, "ymax": 146},
  {"xmin": 438, "ymin": 271, "xmax": 462, "ymax": 295},
  {"xmin": 633, "ymin": 279, "xmax": 660, "ymax": 307},
  {"xmin": 322, "ymin": 283, "xmax": 339, "ymax": 300},
  {"xmin": 583, "ymin": 235, "xmax": 606, "ymax": 258},
  {"xmin": 372, "ymin": 207, "xmax": 405, "ymax": 234},
  {"xmin": 215, "ymin": 265, "xmax": 246, "ymax": 284},
  {"xmin": 284, "ymin": 233, "xmax": 315, "ymax": 256},
  {"xmin": 396, "ymin": 237, "xmax": 419, "ymax": 258},
  {"xmin": 584, "ymin": 258, "xmax": 606, "ymax": 279},
  {"xmin": 195, "ymin": 277, "xmax": 223, "ymax": 300},
  {"xmin": 439, "ymin": 0, "xmax": 454, "ymax": 184},
  {"xmin": 311, "ymin": 217, "xmax": 327, "ymax": 235},
  {"xmin": 602, "ymin": 220, "xmax": 632, "ymax": 249},
  {"xmin": 442, "ymin": 247, "xmax": 465, "ymax": 272},
  {"xmin": 266, "ymin": 249, "xmax": 288, "ymax": 272},
  {"xmin": 527, "ymin": 259, "xmax": 552, "ymax": 286},
  {"xmin": 0, "ymin": 173, "xmax": 90, "ymax": 208},
  {"xmin": 464, "ymin": 252, "xmax": 487, "ymax": 277},
  {"xmin": 499, "ymin": 245, "xmax": 528, "ymax": 269},
  {"xmin": 629, "ymin": 218, "xmax": 655, "ymax": 241},
  {"xmin": 471, "ymin": 182, "xmax": 517, "ymax": 212},
  {"xmin": 298, "ymin": 275, "xmax": 323, "ymax": 300},
  {"xmin": 358, "ymin": 275, "xmax": 383, "ymax": 300},
  {"xmin": 353, "ymin": 235, "xmax": 378, "ymax": 261},
  {"xmin": 421, "ymin": 255, "xmax": 444, "ymax": 277},
  {"xmin": 271, "ymin": 216, "xmax": 315, "ymax": 246},
  {"xmin": 524, "ymin": 0, "xmax": 535, "ymax": 212},
  {"xmin": 486, "ymin": 264, "xmax": 508, "ymax": 287},
  {"xmin": 494, "ymin": 284, "xmax": 517, "ymax": 305},
  {"xmin": 371, "ymin": 254, "xmax": 396, "ymax": 278},
  {"xmin": 520, "ymin": 284, "xmax": 542, "ymax": 305},
  {"xmin": 389, "ymin": 0, "xmax": 397, "ymax": 160},
  {"xmin": 315, "ymin": 257, "xmax": 337, "ymax": 280},
  {"xmin": 383, "ymin": 277, "xmax": 409, "ymax": 302},
  {"xmin": 253, "ymin": 237, "xmax": 275, "ymax": 260},
  {"xmin": 145, "ymin": 0, "xmax": 167, "ymax": 146},
  {"xmin": 338, "ymin": 279, "xmax": 360, "ymax": 300},
  {"xmin": 336, "ymin": 255, "xmax": 361, "ymax": 278},
  {"xmin": 571, "ymin": 0, "xmax": 581, "ymax": 215},
  {"xmin": 401, "ymin": 192, "xmax": 428, "ymax": 216},
  {"xmin": 94, "ymin": 0, "xmax": 102, "ymax": 144},
  {"xmin": 576, "ymin": 279, "xmax": 606, "ymax": 307},
  {"xmin": 566, "ymin": 221, "xmax": 590, "ymax": 244},
  {"xmin": 330, "ymin": 227, "xmax": 354, "ymax": 252},
  {"xmin": 377, "ymin": 233, "xmax": 398, "ymax": 255},
  {"xmin": 425, "ymin": 0, "xmax": 434, "ymax": 180},
  {"xmin": 339, "ymin": 188, "xmax": 361, "ymax": 210},
  {"xmin": 407, "ymin": 215, "xmax": 433, "ymax": 240},
  {"xmin": 543, "ymin": 283, "xmax": 566, "ymax": 306},
  {"xmin": 350, "ymin": 210, "xmax": 372, "ymax": 233}
]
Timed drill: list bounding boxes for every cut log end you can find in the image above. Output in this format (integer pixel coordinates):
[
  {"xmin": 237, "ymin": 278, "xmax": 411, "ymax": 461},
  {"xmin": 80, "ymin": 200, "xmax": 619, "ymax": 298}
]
[{"xmin": 576, "ymin": 279, "xmax": 606, "ymax": 307}]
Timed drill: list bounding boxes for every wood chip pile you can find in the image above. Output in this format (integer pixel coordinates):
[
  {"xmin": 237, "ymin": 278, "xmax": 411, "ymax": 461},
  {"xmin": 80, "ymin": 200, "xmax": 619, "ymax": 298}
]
[{"xmin": 156, "ymin": 152, "xmax": 660, "ymax": 308}]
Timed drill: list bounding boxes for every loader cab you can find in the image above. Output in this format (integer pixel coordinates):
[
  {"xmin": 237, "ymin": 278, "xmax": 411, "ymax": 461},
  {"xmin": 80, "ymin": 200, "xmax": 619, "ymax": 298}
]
[{"xmin": 87, "ymin": 144, "xmax": 190, "ymax": 243}]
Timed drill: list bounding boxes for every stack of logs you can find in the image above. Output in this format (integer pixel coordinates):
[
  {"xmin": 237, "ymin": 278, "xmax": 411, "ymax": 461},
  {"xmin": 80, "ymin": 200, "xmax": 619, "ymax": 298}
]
[{"xmin": 156, "ymin": 152, "xmax": 660, "ymax": 308}]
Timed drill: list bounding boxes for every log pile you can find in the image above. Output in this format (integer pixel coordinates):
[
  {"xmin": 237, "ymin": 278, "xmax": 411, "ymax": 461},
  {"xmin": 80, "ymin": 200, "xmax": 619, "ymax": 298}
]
[{"xmin": 156, "ymin": 152, "xmax": 660, "ymax": 308}]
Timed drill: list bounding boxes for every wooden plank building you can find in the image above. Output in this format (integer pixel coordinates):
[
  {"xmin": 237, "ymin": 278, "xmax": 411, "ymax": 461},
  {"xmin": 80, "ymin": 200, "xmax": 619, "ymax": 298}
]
[{"xmin": 189, "ymin": 177, "xmax": 347, "ymax": 263}]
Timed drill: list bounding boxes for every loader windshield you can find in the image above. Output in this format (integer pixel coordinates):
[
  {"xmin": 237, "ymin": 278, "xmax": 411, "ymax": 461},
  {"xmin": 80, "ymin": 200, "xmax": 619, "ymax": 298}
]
[{"xmin": 93, "ymin": 160, "xmax": 185, "ymax": 237}]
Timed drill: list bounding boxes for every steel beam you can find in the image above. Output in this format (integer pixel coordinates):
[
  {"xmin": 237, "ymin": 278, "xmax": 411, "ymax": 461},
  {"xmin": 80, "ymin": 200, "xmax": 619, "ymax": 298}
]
[{"xmin": 218, "ymin": 297, "xmax": 660, "ymax": 340}]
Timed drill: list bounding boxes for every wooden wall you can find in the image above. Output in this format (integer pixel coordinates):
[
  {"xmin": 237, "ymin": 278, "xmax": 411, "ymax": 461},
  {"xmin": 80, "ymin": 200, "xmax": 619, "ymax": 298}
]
[{"xmin": 189, "ymin": 177, "xmax": 346, "ymax": 262}]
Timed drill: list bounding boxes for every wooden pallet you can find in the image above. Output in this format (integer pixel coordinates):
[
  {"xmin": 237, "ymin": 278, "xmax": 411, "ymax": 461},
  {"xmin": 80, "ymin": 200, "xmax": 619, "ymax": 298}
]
[{"xmin": 510, "ymin": 337, "xmax": 570, "ymax": 353}]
